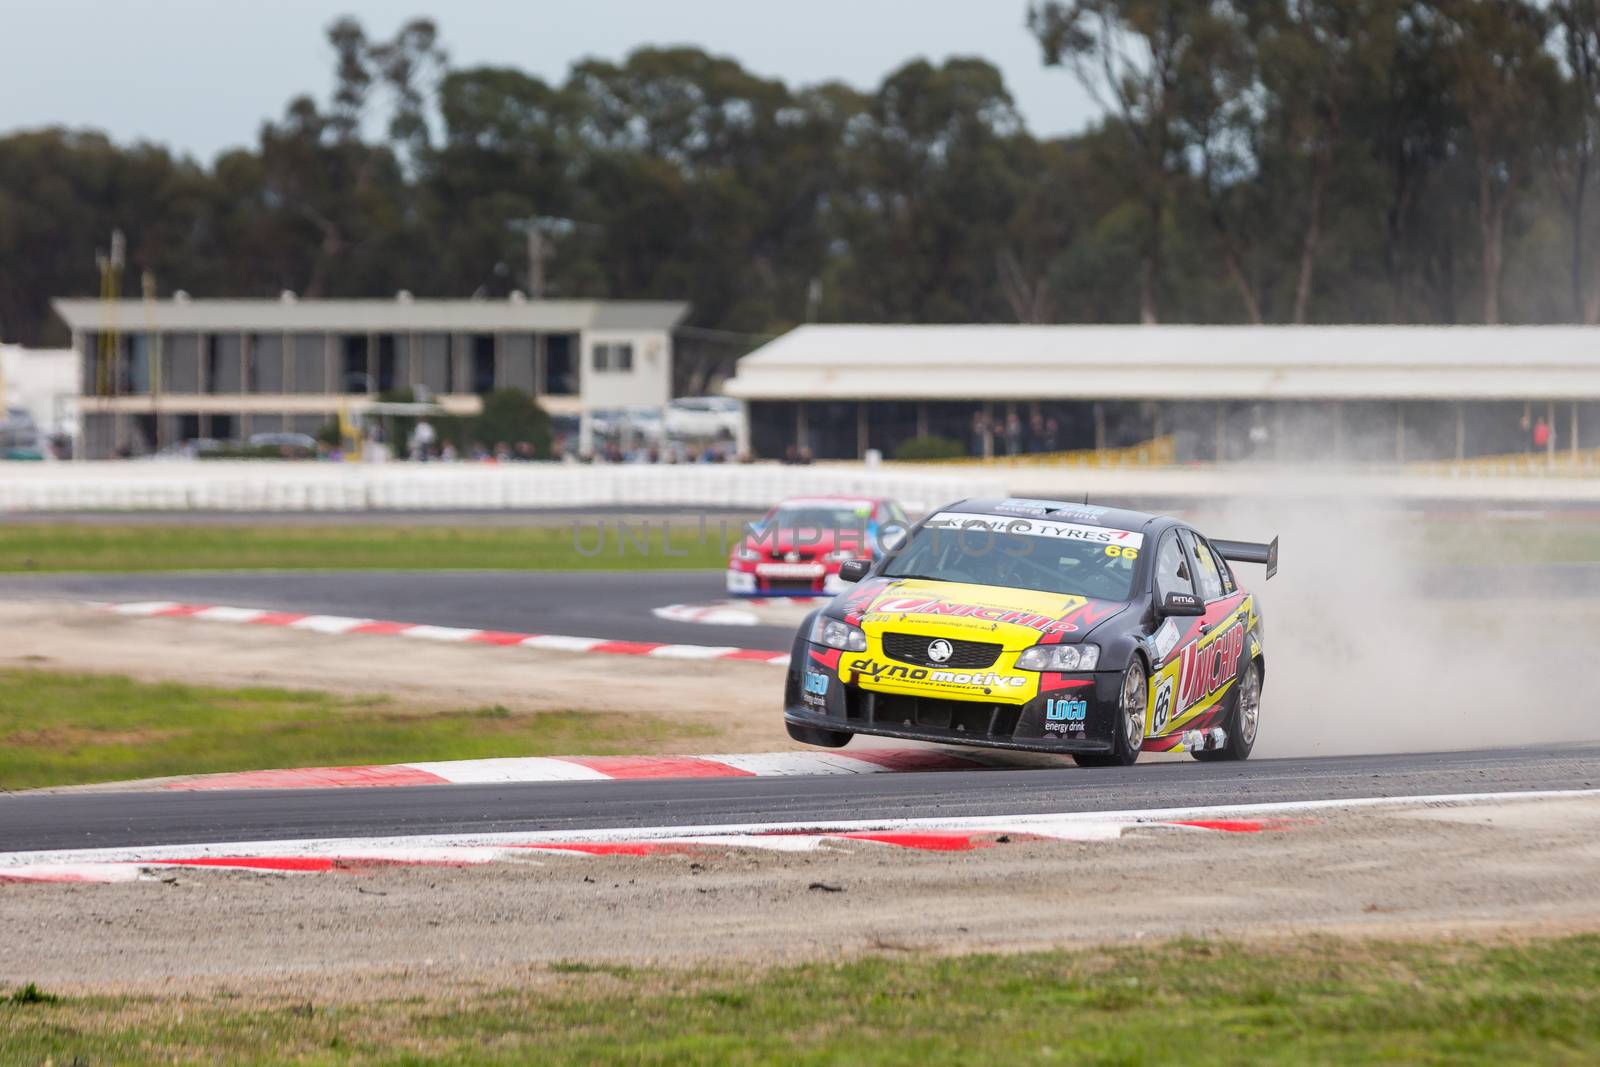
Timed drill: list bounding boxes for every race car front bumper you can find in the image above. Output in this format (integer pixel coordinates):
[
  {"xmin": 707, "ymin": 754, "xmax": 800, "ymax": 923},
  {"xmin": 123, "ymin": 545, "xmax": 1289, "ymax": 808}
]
[
  {"xmin": 727, "ymin": 567, "xmax": 851, "ymax": 597},
  {"xmin": 784, "ymin": 641, "xmax": 1125, "ymax": 755}
]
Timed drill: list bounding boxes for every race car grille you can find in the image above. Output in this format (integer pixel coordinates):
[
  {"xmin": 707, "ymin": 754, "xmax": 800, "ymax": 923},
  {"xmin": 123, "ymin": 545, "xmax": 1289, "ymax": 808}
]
[
  {"xmin": 845, "ymin": 690, "xmax": 1021, "ymax": 740},
  {"xmin": 880, "ymin": 632, "xmax": 1001, "ymax": 670},
  {"xmin": 764, "ymin": 579, "xmax": 818, "ymax": 594}
]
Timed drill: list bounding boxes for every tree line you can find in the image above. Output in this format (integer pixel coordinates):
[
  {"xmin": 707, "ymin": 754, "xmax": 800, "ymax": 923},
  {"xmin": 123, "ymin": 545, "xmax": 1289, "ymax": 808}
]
[{"xmin": 2, "ymin": 3, "xmax": 1599, "ymax": 385}]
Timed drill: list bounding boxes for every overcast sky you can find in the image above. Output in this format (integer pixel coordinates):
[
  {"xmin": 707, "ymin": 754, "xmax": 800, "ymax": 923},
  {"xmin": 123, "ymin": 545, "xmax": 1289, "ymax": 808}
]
[{"xmin": 0, "ymin": 0, "xmax": 1102, "ymax": 162}]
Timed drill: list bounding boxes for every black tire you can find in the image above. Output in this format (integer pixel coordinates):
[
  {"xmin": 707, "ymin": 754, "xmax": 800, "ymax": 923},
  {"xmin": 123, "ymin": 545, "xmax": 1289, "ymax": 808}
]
[
  {"xmin": 1193, "ymin": 656, "xmax": 1260, "ymax": 762},
  {"xmin": 1072, "ymin": 661, "xmax": 1147, "ymax": 768},
  {"xmin": 786, "ymin": 720, "xmax": 853, "ymax": 748}
]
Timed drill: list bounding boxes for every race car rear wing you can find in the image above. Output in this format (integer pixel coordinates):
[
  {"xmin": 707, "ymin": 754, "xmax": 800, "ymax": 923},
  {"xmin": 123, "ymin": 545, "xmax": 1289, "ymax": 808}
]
[{"xmin": 1212, "ymin": 536, "xmax": 1278, "ymax": 581}]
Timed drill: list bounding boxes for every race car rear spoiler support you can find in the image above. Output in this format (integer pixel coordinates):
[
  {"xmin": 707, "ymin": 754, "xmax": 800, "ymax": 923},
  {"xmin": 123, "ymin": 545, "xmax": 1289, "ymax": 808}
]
[{"xmin": 1212, "ymin": 536, "xmax": 1278, "ymax": 581}]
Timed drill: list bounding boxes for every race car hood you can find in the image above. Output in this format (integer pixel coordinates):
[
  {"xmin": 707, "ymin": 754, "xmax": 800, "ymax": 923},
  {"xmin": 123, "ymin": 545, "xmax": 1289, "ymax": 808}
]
[{"xmin": 844, "ymin": 578, "xmax": 1120, "ymax": 651}]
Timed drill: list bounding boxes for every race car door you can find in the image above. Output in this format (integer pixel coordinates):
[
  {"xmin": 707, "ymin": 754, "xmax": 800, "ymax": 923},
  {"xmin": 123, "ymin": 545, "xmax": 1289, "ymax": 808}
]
[
  {"xmin": 1171, "ymin": 528, "xmax": 1249, "ymax": 728},
  {"xmin": 1145, "ymin": 529, "xmax": 1201, "ymax": 738}
]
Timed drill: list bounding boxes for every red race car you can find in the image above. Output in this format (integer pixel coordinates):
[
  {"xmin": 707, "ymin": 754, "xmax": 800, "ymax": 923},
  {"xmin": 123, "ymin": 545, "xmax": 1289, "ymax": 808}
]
[{"xmin": 727, "ymin": 496, "xmax": 910, "ymax": 596}]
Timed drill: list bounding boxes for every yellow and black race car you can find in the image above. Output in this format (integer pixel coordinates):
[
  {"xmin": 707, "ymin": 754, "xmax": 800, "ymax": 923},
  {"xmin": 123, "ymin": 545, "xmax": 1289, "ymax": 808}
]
[{"xmin": 782, "ymin": 498, "xmax": 1277, "ymax": 766}]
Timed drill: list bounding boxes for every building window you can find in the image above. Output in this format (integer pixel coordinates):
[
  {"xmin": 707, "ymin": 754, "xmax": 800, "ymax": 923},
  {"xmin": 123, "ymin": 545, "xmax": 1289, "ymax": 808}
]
[
  {"xmin": 544, "ymin": 334, "xmax": 578, "ymax": 395},
  {"xmin": 340, "ymin": 334, "xmax": 370, "ymax": 393},
  {"xmin": 594, "ymin": 342, "xmax": 633, "ymax": 373},
  {"xmin": 376, "ymin": 333, "xmax": 399, "ymax": 393},
  {"xmin": 471, "ymin": 334, "xmax": 496, "ymax": 394}
]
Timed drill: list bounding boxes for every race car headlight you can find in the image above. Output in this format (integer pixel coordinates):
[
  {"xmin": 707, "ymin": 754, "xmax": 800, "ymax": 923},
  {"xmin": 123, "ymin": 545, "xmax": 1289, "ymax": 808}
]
[
  {"xmin": 1015, "ymin": 643, "xmax": 1101, "ymax": 672},
  {"xmin": 823, "ymin": 549, "xmax": 854, "ymax": 562},
  {"xmin": 734, "ymin": 545, "xmax": 761, "ymax": 562},
  {"xmin": 812, "ymin": 617, "xmax": 868, "ymax": 652}
]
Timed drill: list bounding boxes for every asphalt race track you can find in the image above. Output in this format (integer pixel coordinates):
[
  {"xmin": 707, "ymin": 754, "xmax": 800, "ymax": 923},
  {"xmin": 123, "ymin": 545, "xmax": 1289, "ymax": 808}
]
[
  {"xmin": 3, "ymin": 562, "xmax": 1600, "ymax": 654},
  {"xmin": 0, "ymin": 570, "xmax": 798, "ymax": 651},
  {"xmin": 3, "ymin": 744, "xmax": 1598, "ymax": 853}
]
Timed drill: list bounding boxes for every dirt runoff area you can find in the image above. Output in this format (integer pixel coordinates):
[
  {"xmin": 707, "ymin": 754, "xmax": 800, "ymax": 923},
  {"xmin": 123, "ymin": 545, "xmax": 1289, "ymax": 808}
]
[
  {"xmin": 4, "ymin": 794, "xmax": 1600, "ymax": 997},
  {"xmin": 0, "ymin": 598, "xmax": 794, "ymax": 753}
]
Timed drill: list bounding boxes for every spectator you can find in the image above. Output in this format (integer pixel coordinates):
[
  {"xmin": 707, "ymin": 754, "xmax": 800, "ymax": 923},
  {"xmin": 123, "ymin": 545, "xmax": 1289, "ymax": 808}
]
[
  {"xmin": 408, "ymin": 418, "xmax": 436, "ymax": 461},
  {"xmin": 1044, "ymin": 417, "xmax": 1060, "ymax": 452},
  {"xmin": 1004, "ymin": 413, "xmax": 1023, "ymax": 456},
  {"xmin": 1533, "ymin": 416, "xmax": 1552, "ymax": 452},
  {"xmin": 514, "ymin": 441, "xmax": 535, "ymax": 462},
  {"xmin": 440, "ymin": 442, "xmax": 458, "ymax": 462},
  {"xmin": 1028, "ymin": 414, "xmax": 1046, "ymax": 453},
  {"xmin": 493, "ymin": 441, "xmax": 512, "ymax": 462},
  {"xmin": 970, "ymin": 411, "xmax": 989, "ymax": 456}
]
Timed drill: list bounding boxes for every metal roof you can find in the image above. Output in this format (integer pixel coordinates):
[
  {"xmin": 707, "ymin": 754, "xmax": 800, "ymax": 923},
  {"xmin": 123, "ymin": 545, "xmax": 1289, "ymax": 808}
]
[
  {"xmin": 51, "ymin": 298, "xmax": 690, "ymax": 334},
  {"xmin": 722, "ymin": 324, "xmax": 1600, "ymax": 401}
]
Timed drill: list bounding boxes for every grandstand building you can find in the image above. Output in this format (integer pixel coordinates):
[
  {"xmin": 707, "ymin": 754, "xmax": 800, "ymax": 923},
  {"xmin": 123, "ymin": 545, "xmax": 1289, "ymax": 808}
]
[
  {"xmin": 723, "ymin": 324, "xmax": 1600, "ymax": 464},
  {"xmin": 53, "ymin": 295, "xmax": 688, "ymax": 458}
]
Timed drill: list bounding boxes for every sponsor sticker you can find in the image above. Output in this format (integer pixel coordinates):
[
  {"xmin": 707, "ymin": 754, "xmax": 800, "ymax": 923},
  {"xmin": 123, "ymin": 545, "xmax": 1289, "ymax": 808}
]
[
  {"xmin": 757, "ymin": 562, "xmax": 825, "ymax": 578},
  {"xmin": 1045, "ymin": 697, "xmax": 1087, "ymax": 722},
  {"xmin": 844, "ymin": 657, "xmax": 1028, "ymax": 690},
  {"xmin": 802, "ymin": 671, "xmax": 830, "ymax": 697},
  {"xmin": 1177, "ymin": 620, "xmax": 1246, "ymax": 709},
  {"xmin": 863, "ymin": 595, "xmax": 1083, "ymax": 635},
  {"xmin": 924, "ymin": 512, "xmax": 1144, "ymax": 548},
  {"xmin": 1151, "ymin": 676, "xmax": 1176, "ymax": 733},
  {"xmin": 1152, "ymin": 619, "xmax": 1180, "ymax": 662}
]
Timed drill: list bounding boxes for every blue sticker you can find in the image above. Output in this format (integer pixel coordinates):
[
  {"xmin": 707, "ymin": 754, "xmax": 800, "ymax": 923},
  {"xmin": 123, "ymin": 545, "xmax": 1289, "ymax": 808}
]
[
  {"xmin": 802, "ymin": 671, "xmax": 830, "ymax": 697},
  {"xmin": 1046, "ymin": 697, "xmax": 1087, "ymax": 722}
]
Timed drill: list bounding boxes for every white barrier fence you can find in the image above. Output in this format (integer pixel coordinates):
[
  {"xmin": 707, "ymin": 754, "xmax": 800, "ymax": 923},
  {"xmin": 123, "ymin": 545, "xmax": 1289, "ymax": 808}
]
[{"xmin": 0, "ymin": 462, "xmax": 1006, "ymax": 514}]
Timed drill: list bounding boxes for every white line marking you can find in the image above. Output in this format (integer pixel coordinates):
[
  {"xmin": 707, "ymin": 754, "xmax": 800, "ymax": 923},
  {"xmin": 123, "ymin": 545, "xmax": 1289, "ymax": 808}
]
[
  {"xmin": 646, "ymin": 644, "xmax": 742, "ymax": 660},
  {"xmin": 653, "ymin": 603, "xmax": 761, "ymax": 626},
  {"xmin": 399, "ymin": 625, "xmax": 482, "ymax": 642},
  {"xmin": 704, "ymin": 752, "xmax": 910, "ymax": 776},
  {"xmin": 403, "ymin": 758, "xmax": 612, "ymax": 784},
  {"xmin": 5, "ymin": 788, "xmax": 1595, "ymax": 869},
  {"xmin": 519, "ymin": 634, "xmax": 603, "ymax": 652},
  {"xmin": 108, "ymin": 601, "xmax": 180, "ymax": 616},
  {"xmin": 192, "ymin": 606, "xmax": 268, "ymax": 623},
  {"xmin": 287, "ymin": 615, "xmax": 372, "ymax": 635}
]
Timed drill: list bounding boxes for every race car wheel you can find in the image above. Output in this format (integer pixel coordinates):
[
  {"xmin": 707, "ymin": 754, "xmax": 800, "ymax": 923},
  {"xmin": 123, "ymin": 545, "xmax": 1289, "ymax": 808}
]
[
  {"xmin": 1072, "ymin": 662, "xmax": 1146, "ymax": 768},
  {"xmin": 1193, "ymin": 656, "xmax": 1260, "ymax": 762},
  {"xmin": 786, "ymin": 721, "xmax": 853, "ymax": 748}
]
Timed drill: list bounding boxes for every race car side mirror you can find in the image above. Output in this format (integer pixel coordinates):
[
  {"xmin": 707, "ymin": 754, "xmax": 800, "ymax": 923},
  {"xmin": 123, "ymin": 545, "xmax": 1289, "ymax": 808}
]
[
  {"xmin": 1160, "ymin": 591, "xmax": 1206, "ymax": 617},
  {"xmin": 838, "ymin": 559, "xmax": 872, "ymax": 583}
]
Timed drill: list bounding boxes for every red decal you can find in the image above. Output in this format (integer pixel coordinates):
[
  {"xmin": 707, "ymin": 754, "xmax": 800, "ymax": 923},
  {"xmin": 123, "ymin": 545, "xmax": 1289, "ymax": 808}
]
[
  {"xmin": 249, "ymin": 612, "xmax": 309, "ymax": 627},
  {"xmin": 468, "ymin": 630, "xmax": 536, "ymax": 646},
  {"xmin": 522, "ymin": 842, "xmax": 705, "ymax": 856},
  {"xmin": 588, "ymin": 640, "xmax": 663, "ymax": 656},
  {"xmin": 556, "ymin": 756, "xmax": 755, "ymax": 779},
  {"xmin": 349, "ymin": 620, "xmax": 414, "ymax": 636},
  {"xmin": 838, "ymin": 831, "xmax": 995, "ymax": 851},
  {"xmin": 809, "ymin": 647, "xmax": 842, "ymax": 670},
  {"xmin": 168, "ymin": 765, "xmax": 449, "ymax": 791}
]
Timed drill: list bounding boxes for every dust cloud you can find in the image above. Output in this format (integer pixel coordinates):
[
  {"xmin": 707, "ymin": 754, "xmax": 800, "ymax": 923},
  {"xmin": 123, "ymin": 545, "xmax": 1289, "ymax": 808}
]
[{"xmin": 1191, "ymin": 480, "xmax": 1600, "ymax": 758}]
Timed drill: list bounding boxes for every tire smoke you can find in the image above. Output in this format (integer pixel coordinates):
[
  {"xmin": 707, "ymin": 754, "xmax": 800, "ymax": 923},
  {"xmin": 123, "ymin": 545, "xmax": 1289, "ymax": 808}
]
[{"xmin": 1194, "ymin": 487, "xmax": 1600, "ymax": 758}]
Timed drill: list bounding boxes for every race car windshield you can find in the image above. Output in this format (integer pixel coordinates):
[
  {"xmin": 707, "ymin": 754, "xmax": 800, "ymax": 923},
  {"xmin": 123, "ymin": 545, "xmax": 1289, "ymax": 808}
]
[
  {"xmin": 880, "ymin": 521, "xmax": 1139, "ymax": 601},
  {"xmin": 767, "ymin": 506, "xmax": 869, "ymax": 530}
]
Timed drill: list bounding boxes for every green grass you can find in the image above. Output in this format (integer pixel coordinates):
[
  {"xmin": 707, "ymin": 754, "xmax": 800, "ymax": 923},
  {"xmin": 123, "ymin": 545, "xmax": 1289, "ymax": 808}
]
[
  {"xmin": 0, "ymin": 669, "xmax": 713, "ymax": 789},
  {"xmin": 0, "ymin": 522, "xmax": 733, "ymax": 573},
  {"xmin": 5, "ymin": 936, "xmax": 1600, "ymax": 1064},
  {"xmin": 0, "ymin": 517, "xmax": 1594, "ymax": 573}
]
